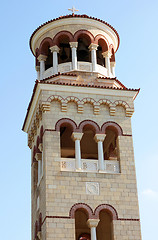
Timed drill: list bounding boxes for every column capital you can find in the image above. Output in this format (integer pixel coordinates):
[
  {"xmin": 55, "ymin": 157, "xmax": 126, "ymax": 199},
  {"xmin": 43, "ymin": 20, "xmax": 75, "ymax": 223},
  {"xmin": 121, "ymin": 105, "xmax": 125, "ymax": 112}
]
[
  {"xmin": 71, "ymin": 132, "xmax": 83, "ymax": 141},
  {"xmin": 69, "ymin": 42, "xmax": 78, "ymax": 48},
  {"xmin": 94, "ymin": 134, "xmax": 106, "ymax": 142},
  {"xmin": 111, "ymin": 61, "xmax": 116, "ymax": 67},
  {"xmin": 35, "ymin": 152, "xmax": 42, "ymax": 161},
  {"xmin": 35, "ymin": 66, "xmax": 40, "ymax": 71},
  {"xmin": 50, "ymin": 45, "xmax": 60, "ymax": 53},
  {"xmin": 88, "ymin": 43, "xmax": 98, "ymax": 51},
  {"xmin": 87, "ymin": 219, "xmax": 100, "ymax": 228},
  {"xmin": 102, "ymin": 50, "xmax": 112, "ymax": 58},
  {"xmin": 37, "ymin": 54, "xmax": 47, "ymax": 62}
]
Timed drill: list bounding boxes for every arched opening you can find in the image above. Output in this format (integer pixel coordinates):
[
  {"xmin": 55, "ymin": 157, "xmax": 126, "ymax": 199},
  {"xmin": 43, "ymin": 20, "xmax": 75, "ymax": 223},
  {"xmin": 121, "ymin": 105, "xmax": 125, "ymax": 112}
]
[
  {"xmin": 81, "ymin": 125, "xmax": 98, "ymax": 160},
  {"xmin": 40, "ymin": 41, "xmax": 53, "ymax": 70},
  {"xmin": 75, "ymin": 209, "xmax": 90, "ymax": 240},
  {"xmin": 110, "ymin": 48, "xmax": 115, "ymax": 62},
  {"xmin": 32, "ymin": 146, "xmax": 38, "ymax": 191},
  {"xmin": 60, "ymin": 123, "xmax": 75, "ymax": 158},
  {"xmin": 97, "ymin": 39, "xmax": 107, "ymax": 67},
  {"xmin": 77, "ymin": 35, "xmax": 91, "ymax": 62},
  {"xmin": 45, "ymin": 47, "xmax": 53, "ymax": 70},
  {"xmin": 103, "ymin": 127, "xmax": 118, "ymax": 160},
  {"xmin": 58, "ymin": 35, "xmax": 71, "ymax": 64},
  {"xmin": 97, "ymin": 210, "xmax": 113, "ymax": 240}
]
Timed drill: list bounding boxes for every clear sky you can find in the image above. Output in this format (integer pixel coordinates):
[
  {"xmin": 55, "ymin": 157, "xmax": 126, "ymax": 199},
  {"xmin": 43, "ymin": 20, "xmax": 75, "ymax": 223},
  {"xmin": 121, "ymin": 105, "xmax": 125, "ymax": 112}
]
[{"xmin": 0, "ymin": 0, "xmax": 157, "ymax": 239}]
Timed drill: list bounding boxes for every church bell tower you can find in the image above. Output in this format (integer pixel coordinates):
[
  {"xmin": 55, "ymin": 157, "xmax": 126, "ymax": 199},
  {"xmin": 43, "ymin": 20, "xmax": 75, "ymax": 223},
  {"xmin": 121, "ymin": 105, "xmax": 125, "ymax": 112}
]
[{"xmin": 22, "ymin": 13, "xmax": 142, "ymax": 240}]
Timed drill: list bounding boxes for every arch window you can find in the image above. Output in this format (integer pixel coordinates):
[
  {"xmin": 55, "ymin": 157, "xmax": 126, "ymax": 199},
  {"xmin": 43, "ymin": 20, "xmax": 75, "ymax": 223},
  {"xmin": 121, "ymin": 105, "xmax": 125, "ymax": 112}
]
[
  {"xmin": 110, "ymin": 48, "xmax": 115, "ymax": 62},
  {"xmin": 58, "ymin": 35, "xmax": 71, "ymax": 64},
  {"xmin": 75, "ymin": 209, "xmax": 90, "ymax": 240},
  {"xmin": 97, "ymin": 45, "xmax": 105, "ymax": 67},
  {"xmin": 60, "ymin": 124, "xmax": 75, "ymax": 158},
  {"xmin": 77, "ymin": 37, "xmax": 91, "ymax": 62},
  {"xmin": 40, "ymin": 41, "xmax": 53, "ymax": 70},
  {"xmin": 103, "ymin": 128, "xmax": 118, "ymax": 161},
  {"xmin": 32, "ymin": 146, "xmax": 38, "ymax": 191},
  {"xmin": 80, "ymin": 125, "xmax": 98, "ymax": 160},
  {"xmin": 97, "ymin": 210, "xmax": 113, "ymax": 240},
  {"xmin": 45, "ymin": 47, "xmax": 53, "ymax": 70},
  {"xmin": 96, "ymin": 38, "xmax": 108, "ymax": 67}
]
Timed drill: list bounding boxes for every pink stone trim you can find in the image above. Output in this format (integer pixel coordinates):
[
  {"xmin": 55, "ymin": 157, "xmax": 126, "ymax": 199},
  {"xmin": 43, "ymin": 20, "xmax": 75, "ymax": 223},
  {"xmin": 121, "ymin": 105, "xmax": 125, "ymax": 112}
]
[
  {"xmin": 55, "ymin": 118, "xmax": 77, "ymax": 132},
  {"xmin": 74, "ymin": 29, "xmax": 94, "ymax": 43},
  {"xmin": 39, "ymin": 37, "xmax": 54, "ymax": 55},
  {"xmin": 77, "ymin": 120, "xmax": 101, "ymax": 133},
  {"xmin": 52, "ymin": 31, "xmax": 74, "ymax": 46},
  {"xmin": 94, "ymin": 34, "xmax": 109, "ymax": 52},
  {"xmin": 69, "ymin": 203, "xmax": 94, "ymax": 219},
  {"xmin": 101, "ymin": 121, "xmax": 123, "ymax": 136},
  {"xmin": 94, "ymin": 204, "xmax": 118, "ymax": 220}
]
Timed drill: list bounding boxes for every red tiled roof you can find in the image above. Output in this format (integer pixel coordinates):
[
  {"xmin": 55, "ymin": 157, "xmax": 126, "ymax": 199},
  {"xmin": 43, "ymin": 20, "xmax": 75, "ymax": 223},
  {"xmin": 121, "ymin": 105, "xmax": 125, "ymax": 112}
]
[
  {"xmin": 30, "ymin": 14, "xmax": 120, "ymax": 56},
  {"xmin": 40, "ymin": 79, "xmax": 139, "ymax": 92},
  {"xmin": 22, "ymin": 73, "xmax": 140, "ymax": 131}
]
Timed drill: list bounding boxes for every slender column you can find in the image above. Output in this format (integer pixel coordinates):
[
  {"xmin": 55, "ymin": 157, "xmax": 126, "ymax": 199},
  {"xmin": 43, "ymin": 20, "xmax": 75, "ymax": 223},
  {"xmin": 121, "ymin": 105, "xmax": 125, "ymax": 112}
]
[
  {"xmin": 69, "ymin": 42, "xmax": 78, "ymax": 70},
  {"xmin": 71, "ymin": 132, "xmax": 83, "ymax": 170},
  {"xmin": 111, "ymin": 61, "xmax": 116, "ymax": 77},
  {"xmin": 102, "ymin": 51, "xmax": 112, "ymax": 77},
  {"xmin": 89, "ymin": 43, "xmax": 98, "ymax": 72},
  {"xmin": 87, "ymin": 219, "xmax": 100, "ymax": 240},
  {"xmin": 37, "ymin": 54, "xmax": 47, "ymax": 80},
  {"xmin": 94, "ymin": 134, "xmax": 106, "ymax": 171},
  {"xmin": 50, "ymin": 45, "xmax": 60, "ymax": 75},
  {"xmin": 35, "ymin": 66, "xmax": 40, "ymax": 80},
  {"xmin": 35, "ymin": 152, "xmax": 42, "ymax": 184}
]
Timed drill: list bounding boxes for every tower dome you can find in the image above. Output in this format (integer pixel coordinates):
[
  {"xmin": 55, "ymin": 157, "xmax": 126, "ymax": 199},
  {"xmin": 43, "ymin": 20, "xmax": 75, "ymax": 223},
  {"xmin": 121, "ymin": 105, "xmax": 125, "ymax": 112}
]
[{"xmin": 30, "ymin": 14, "xmax": 119, "ymax": 80}]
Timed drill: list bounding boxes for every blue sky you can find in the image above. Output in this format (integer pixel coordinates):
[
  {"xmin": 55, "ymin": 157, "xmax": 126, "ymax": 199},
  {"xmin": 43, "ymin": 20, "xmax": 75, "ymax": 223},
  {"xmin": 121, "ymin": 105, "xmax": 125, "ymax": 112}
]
[{"xmin": 0, "ymin": 0, "xmax": 157, "ymax": 239}]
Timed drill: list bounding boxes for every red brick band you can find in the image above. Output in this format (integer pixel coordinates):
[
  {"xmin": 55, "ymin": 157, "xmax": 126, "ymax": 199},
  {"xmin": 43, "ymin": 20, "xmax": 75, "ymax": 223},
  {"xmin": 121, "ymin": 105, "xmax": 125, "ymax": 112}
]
[{"xmin": 41, "ymin": 215, "xmax": 140, "ymax": 227}]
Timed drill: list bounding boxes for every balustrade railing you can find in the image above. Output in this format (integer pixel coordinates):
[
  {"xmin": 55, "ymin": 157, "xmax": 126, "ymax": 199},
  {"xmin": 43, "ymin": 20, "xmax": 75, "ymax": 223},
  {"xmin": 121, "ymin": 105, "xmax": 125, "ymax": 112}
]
[
  {"xmin": 42, "ymin": 62, "xmax": 110, "ymax": 79},
  {"xmin": 60, "ymin": 158, "xmax": 120, "ymax": 173}
]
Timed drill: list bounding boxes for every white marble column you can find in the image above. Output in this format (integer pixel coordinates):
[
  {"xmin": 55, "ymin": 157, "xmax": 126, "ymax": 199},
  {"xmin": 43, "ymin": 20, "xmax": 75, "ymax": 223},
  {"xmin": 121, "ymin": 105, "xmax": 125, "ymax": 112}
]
[
  {"xmin": 69, "ymin": 42, "xmax": 78, "ymax": 70},
  {"xmin": 87, "ymin": 219, "xmax": 100, "ymax": 240},
  {"xmin": 50, "ymin": 45, "xmax": 60, "ymax": 75},
  {"xmin": 94, "ymin": 134, "xmax": 106, "ymax": 171},
  {"xmin": 35, "ymin": 66, "xmax": 40, "ymax": 80},
  {"xmin": 37, "ymin": 54, "xmax": 47, "ymax": 80},
  {"xmin": 71, "ymin": 132, "xmax": 83, "ymax": 170},
  {"xmin": 102, "ymin": 50, "xmax": 112, "ymax": 77},
  {"xmin": 111, "ymin": 61, "xmax": 116, "ymax": 77},
  {"xmin": 89, "ymin": 43, "xmax": 98, "ymax": 72}
]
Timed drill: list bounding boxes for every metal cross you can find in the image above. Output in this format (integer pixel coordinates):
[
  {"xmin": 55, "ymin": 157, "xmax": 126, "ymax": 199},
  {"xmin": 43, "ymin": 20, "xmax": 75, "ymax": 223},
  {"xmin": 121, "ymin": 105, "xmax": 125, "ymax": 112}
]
[{"xmin": 68, "ymin": 6, "xmax": 79, "ymax": 14}]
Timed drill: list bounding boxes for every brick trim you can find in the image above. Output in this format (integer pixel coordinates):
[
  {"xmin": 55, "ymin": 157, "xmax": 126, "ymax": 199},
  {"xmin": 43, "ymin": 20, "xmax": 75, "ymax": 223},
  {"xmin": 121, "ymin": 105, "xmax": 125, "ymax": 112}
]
[
  {"xmin": 55, "ymin": 118, "xmax": 77, "ymax": 132},
  {"xmin": 118, "ymin": 218, "xmax": 140, "ymax": 221},
  {"xmin": 41, "ymin": 215, "xmax": 140, "ymax": 227},
  {"xmin": 38, "ymin": 37, "xmax": 54, "ymax": 55},
  {"xmin": 52, "ymin": 31, "xmax": 74, "ymax": 46},
  {"xmin": 73, "ymin": 29, "xmax": 94, "ymax": 43},
  {"xmin": 77, "ymin": 120, "xmax": 101, "ymax": 134},
  {"xmin": 41, "ymin": 216, "xmax": 71, "ymax": 226},
  {"xmin": 69, "ymin": 203, "xmax": 94, "ymax": 219},
  {"xmin": 101, "ymin": 121, "xmax": 123, "ymax": 136},
  {"xmin": 94, "ymin": 204, "xmax": 118, "ymax": 220}
]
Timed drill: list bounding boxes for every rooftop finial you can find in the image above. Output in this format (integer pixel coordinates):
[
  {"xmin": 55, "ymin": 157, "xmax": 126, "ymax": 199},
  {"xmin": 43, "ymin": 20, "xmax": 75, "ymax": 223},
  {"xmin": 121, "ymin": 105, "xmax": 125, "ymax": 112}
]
[{"xmin": 68, "ymin": 6, "xmax": 79, "ymax": 14}]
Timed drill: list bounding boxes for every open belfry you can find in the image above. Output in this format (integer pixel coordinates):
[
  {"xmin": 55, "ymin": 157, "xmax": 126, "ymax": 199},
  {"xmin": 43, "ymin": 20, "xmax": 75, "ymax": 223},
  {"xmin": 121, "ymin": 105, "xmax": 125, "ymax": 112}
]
[{"xmin": 22, "ymin": 11, "xmax": 142, "ymax": 240}]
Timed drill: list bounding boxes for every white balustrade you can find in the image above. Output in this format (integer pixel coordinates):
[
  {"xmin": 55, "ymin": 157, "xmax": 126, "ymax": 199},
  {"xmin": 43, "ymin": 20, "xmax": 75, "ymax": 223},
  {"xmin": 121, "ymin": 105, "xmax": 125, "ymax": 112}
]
[
  {"xmin": 60, "ymin": 158, "xmax": 120, "ymax": 173},
  {"xmin": 42, "ymin": 61, "xmax": 109, "ymax": 78}
]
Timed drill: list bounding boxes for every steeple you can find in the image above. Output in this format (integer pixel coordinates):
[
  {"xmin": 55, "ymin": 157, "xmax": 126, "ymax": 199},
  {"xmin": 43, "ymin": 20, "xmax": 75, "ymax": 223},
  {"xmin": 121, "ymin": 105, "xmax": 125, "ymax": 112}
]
[{"xmin": 23, "ymin": 13, "xmax": 142, "ymax": 240}]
